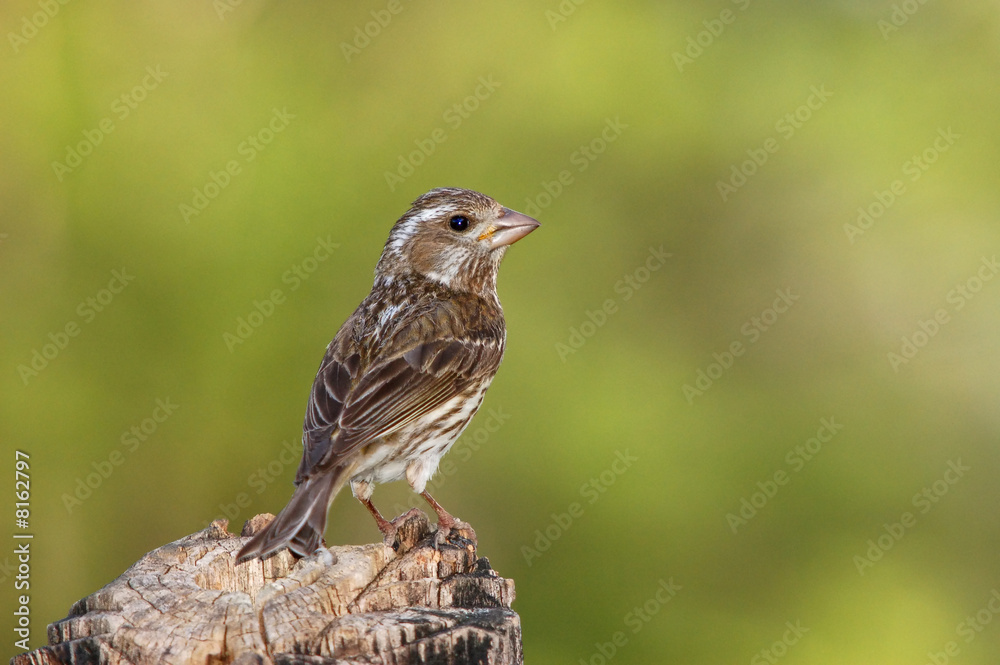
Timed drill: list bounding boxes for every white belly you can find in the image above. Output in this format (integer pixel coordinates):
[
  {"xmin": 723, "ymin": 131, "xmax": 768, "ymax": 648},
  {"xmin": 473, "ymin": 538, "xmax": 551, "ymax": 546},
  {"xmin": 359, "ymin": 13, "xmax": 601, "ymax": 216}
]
[{"xmin": 351, "ymin": 383, "xmax": 489, "ymax": 493}]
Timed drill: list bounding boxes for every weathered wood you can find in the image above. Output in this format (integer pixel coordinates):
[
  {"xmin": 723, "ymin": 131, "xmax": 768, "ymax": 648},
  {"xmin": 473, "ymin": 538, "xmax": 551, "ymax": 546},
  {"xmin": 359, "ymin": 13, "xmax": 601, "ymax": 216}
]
[{"xmin": 13, "ymin": 512, "xmax": 521, "ymax": 665}]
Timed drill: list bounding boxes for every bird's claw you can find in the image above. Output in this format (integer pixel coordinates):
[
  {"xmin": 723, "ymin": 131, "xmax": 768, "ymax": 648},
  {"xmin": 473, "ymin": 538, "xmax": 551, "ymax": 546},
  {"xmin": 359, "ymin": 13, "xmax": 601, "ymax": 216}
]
[{"xmin": 432, "ymin": 518, "xmax": 477, "ymax": 551}]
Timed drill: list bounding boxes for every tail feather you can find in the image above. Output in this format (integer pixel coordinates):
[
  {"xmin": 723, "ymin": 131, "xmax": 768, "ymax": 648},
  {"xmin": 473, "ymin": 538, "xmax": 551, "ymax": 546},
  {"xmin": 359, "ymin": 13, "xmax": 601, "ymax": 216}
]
[{"xmin": 236, "ymin": 467, "xmax": 347, "ymax": 562}]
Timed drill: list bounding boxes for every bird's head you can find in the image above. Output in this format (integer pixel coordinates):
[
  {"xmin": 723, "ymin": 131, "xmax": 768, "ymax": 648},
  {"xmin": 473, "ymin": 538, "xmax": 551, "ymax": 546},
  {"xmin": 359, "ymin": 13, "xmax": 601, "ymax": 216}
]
[{"xmin": 377, "ymin": 187, "xmax": 540, "ymax": 296}]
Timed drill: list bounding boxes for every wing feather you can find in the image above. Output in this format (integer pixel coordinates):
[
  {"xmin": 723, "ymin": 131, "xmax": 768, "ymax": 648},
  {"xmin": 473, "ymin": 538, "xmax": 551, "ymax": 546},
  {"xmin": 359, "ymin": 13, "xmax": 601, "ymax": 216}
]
[
  {"xmin": 297, "ymin": 309, "xmax": 503, "ymax": 482},
  {"xmin": 336, "ymin": 338, "xmax": 501, "ymax": 452}
]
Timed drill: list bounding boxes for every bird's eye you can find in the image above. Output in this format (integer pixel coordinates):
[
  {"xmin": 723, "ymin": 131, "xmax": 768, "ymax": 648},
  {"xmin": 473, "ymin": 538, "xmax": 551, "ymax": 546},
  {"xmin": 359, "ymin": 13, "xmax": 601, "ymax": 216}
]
[{"xmin": 449, "ymin": 216, "xmax": 470, "ymax": 232}]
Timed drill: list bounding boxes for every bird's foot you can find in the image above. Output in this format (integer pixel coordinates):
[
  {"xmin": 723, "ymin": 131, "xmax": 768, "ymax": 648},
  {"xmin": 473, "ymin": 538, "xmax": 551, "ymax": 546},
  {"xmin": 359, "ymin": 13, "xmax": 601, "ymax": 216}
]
[
  {"xmin": 417, "ymin": 490, "xmax": 477, "ymax": 551},
  {"xmin": 433, "ymin": 517, "xmax": 477, "ymax": 551}
]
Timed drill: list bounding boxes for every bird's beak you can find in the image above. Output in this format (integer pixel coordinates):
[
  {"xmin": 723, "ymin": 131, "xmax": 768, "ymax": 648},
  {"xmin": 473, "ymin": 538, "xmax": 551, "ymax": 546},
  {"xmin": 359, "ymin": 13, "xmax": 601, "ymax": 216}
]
[{"xmin": 485, "ymin": 208, "xmax": 541, "ymax": 249}]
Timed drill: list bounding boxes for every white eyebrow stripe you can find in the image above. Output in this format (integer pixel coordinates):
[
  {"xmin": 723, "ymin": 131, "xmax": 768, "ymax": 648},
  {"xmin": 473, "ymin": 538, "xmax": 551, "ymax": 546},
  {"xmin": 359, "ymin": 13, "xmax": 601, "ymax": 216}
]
[
  {"xmin": 407, "ymin": 204, "xmax": 453, "ymax": 223},
  {"xmin": 387, "ymin": 203, "xmax": 461, "ymax": 254}
]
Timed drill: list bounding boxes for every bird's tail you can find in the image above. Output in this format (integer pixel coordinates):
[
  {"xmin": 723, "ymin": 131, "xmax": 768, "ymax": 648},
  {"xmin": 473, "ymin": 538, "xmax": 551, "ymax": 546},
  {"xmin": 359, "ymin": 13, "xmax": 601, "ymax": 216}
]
[{"xmin": 236, "ymin": 466, "xmax": 348, "ymax": 563}]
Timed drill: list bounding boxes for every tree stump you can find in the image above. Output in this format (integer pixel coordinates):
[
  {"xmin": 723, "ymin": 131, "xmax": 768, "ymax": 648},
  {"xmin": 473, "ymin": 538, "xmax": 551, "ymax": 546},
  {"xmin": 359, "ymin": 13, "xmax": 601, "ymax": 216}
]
[{"xmin": 13, "ymin": 512, "xmax": 521, "ymax": 665}]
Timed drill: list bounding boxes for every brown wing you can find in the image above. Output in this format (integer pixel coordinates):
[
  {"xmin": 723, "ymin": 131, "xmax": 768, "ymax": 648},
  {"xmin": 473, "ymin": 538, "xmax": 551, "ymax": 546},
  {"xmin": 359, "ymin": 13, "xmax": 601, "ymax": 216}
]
[
  {"xmin": 297, "ymin": 316, "xmax": 504, "ymax": 483},
  {"xmin": 296, "ymin": 337, "xmax": 360, "ymax": 482}
]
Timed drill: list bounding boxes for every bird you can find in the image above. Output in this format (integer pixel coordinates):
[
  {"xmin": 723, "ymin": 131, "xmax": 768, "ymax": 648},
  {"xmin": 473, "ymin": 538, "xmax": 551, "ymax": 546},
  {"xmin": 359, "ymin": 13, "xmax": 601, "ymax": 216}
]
[{"xmin": 237, "ymin": 187, "xmax": 539, "ymax": 562}]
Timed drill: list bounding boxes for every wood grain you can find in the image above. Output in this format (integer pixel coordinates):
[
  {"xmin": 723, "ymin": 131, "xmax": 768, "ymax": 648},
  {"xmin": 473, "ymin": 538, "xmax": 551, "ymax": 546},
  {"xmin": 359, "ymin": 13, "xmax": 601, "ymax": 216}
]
[{"xmin": 13, "ymin": 512, "xmax": 520, "ymax": 665}]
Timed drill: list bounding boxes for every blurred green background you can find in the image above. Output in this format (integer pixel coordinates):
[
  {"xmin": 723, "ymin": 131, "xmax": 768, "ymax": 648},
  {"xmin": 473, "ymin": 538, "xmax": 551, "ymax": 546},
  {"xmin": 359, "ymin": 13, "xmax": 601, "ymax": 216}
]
[{"xmin": 3, "ymin": 1, "xmax": 1000, "ymax": 662}]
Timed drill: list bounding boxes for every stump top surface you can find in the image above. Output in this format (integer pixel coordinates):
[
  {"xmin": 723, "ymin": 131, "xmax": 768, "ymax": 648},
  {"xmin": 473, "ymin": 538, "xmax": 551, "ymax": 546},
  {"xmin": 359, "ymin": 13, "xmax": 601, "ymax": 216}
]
[{"xmin": 14, "ymin": 513, "xmax": 521, "ymax": 665}]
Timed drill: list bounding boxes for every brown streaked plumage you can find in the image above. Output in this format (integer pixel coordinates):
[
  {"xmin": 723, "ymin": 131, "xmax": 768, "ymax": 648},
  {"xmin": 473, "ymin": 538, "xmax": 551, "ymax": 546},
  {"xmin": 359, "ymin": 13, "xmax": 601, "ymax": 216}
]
[{"xmin": 237, "ymin": 187, "xmax": 539, "ymax": 562}]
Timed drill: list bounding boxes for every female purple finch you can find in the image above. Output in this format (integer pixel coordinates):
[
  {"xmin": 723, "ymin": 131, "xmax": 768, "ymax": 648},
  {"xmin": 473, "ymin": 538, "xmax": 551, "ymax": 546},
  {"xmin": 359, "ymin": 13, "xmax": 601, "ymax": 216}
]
[{"xmin": 238, "ymin": 187, "xmax": 539, "ymax": 561}]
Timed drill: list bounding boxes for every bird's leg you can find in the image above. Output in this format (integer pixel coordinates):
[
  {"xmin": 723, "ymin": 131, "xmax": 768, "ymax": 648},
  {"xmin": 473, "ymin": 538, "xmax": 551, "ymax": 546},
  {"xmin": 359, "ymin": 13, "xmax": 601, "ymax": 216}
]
[
  {"xmin": 358, "ymin": 495, "xmax": 393, "ymax": 536},
  {"xmin": 356, "ymin": 495, "xmax": 423, "ymax": 549},
  {"xmin": 354, "ymin": 479, "xmax": 404, "ymax": 546},
  {"xmin": 420, "ymin": 491, "xmax": 477, "ymax": 549}
]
